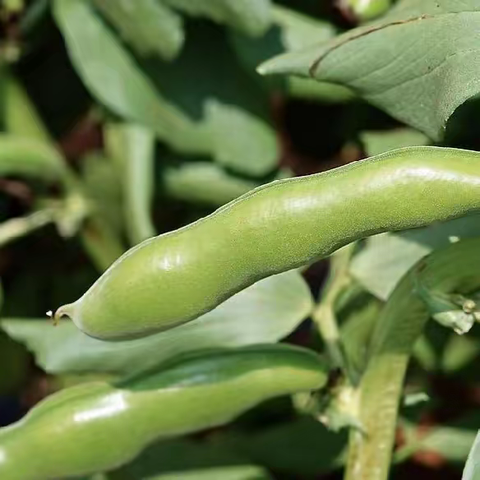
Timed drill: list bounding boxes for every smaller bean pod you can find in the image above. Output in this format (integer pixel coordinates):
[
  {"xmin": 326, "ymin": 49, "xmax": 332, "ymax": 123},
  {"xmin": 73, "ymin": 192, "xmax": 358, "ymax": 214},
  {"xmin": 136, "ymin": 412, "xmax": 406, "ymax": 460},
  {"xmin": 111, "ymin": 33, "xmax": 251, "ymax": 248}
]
[{"xmin": 0, "ymin": 344, "xmax": 326, "ymax": 480}]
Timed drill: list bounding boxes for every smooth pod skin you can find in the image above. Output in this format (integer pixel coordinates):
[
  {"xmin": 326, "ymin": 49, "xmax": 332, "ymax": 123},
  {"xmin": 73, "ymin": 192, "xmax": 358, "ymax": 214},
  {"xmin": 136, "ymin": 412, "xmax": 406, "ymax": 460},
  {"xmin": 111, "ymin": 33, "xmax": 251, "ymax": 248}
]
[
  {"xmin": 56, "ymin": 146, "xmax": 480, "ymax": 340},
  {"xmin": 0, "ymin": 345, "xmax": 326, "ymax": 480}
]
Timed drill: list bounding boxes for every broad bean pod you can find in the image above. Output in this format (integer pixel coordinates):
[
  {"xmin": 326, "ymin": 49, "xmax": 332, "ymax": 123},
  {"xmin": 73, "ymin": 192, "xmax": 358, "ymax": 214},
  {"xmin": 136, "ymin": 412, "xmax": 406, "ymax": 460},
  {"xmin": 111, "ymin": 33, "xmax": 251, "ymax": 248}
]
[
  {"xmin": 56, "ymin": 146, "xmax": 480, "ymax": 340},
  {"xmin": 0, "ymin": 344, "xmax": 326, "ymax": 480}
]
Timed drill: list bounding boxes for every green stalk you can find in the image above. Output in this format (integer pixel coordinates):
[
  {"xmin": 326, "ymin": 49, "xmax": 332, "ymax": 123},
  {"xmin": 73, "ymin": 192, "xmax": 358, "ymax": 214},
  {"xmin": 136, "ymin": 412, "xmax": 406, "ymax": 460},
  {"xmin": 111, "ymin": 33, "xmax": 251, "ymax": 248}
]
[
  {"xmin": 312, "ymin": 242, "xmax": 357, "ymax": 385},
  {"xmin": 344, "ymin": 237, "xmax": 480, "ymax": 480},
  {"xmin": 2, "ymin": 70, "xmax": 125, "ymax": 270}
]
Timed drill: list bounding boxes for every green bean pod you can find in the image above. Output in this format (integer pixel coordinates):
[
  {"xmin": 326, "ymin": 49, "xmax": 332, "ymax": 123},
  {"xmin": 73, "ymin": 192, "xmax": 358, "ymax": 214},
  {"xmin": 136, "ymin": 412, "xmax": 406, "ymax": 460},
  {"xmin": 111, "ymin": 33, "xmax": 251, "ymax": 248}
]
[
  {"xmin": 56, "ymin": 146, "xmax": 480, "ymax": 340},
  {"xmin": 0, "ymin": 345, "xmax": 326, "ymax": 480}
]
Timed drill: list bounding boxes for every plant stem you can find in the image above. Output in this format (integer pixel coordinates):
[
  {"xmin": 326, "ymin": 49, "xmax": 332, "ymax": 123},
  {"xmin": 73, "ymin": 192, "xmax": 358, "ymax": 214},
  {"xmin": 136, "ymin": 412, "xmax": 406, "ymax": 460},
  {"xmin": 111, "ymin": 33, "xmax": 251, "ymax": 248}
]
[
  {"xmin": 344, "ymin": 238, "xmax": 480, "ymax": 480},
  {"xmin": 312, "ymin": 242, "xmax": 357, "ymax": 385}
]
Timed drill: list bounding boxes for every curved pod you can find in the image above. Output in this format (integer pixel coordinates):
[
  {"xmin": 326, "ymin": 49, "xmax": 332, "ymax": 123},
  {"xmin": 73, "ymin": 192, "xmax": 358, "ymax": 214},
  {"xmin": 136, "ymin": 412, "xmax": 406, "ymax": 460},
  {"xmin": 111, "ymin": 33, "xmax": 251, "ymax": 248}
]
[
  {"xmin": 57, "ymin": 146, "xmax": 480, "ymax": 339},
  {"xmin": 0, "ymin": 345, "xmax": 326, "ymax": 480}
]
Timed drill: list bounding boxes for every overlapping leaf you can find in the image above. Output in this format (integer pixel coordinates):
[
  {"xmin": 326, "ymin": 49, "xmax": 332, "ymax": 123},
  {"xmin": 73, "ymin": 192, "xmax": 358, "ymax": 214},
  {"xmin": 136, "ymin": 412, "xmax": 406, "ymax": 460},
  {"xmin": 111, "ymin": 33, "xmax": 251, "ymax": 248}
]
[
  {"xmin": 3, "ymin": 271, "xmax": 313, "ymax": 376},
  {"xmin": 259, "ymin": 0, "xmax": 480, "ymax": 139}
]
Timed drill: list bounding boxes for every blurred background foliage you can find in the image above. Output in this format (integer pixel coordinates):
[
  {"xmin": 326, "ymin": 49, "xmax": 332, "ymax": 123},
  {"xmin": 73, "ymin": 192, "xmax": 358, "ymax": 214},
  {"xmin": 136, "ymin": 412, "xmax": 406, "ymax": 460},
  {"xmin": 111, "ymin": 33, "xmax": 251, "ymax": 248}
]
[{"xmin": 0, "ymin": 0, "xmax": 479, "ymax": 479}]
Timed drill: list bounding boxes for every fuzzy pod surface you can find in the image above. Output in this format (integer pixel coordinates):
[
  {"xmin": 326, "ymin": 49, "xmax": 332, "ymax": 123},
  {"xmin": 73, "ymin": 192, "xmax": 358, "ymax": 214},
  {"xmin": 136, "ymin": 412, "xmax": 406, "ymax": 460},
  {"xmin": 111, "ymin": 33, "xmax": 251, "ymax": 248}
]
[{"xmin": 56, "ymin": 146, "xmax": 480, "ymax": 339}]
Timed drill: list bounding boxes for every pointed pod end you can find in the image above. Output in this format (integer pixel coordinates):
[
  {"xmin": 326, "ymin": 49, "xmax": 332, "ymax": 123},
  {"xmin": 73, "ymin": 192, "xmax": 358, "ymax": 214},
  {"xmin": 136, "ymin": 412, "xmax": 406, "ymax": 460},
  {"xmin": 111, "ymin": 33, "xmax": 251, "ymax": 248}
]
[{"xmin": 51, "ymin": 303, "xmax": 77, "ymax": 326}]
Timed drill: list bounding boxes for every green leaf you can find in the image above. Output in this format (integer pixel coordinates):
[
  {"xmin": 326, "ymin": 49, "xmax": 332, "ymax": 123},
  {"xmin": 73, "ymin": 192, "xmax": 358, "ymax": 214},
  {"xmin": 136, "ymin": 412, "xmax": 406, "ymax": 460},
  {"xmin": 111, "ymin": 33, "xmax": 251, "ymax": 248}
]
[
  {"xmin": 258, "ymin": 0, "xmax": 480, "ymax": 139},
  {"xmin": 397, "ymin": 414, "xmax": 480, "ymax": 465},
  {"xmin": 163, "ymin": 162, "xmax": 261, "ymax": 206},
  {"xmin": 350, "ymin": 214, "xmax": 480, "ymax": 299},
  {"xmin": 361, "ymin": 128, "xmax": 430, "ymax": 157},
  {"xmin": 108, "ymin": 437, "xmax": 268, "ymax": 480},
  {"xmin": 227, "ymin": 417, "xmax": 347, "ymax": 476},
  {"xmin": 0, "ymin": 134, "xmax": 68, "ymax": 183},
  {"xmin": 92, "ymin": 0, "xmax": 184, "ymax": 60},
  {"xmin": 2, "ymin": 271, "xmax": 313, "ymax": 376},
  {"xmin": 53, "ymin": 0, "xmax": 209, "ymax": 154},
  {"xmin": 230, "ymin": 5, "xmax": 353, "ymax": 102},
  {"xmin": 135, "ymin": 466, "xmax": 270, "ymax": 480},
  {"xmin": 162, "ymin": 161, "xmax": 292, "ymax": 205},
  {"xmin": 442, "ymin": 334, "xmax": 480, "ymax": 373},
  {"xmin": 1, "ymin": 71, "xmax": 51, "ymax": 142},
  {"xmin": 104, "ymin": 123, "xmax": 156, "ymax": 244},
  {"xmin": 81, "ymin": 153, "xmax": 125, "ymax": 239},
  {"xmin": 162, "ymin": 0, "xmax": 272, "ymax": 37},
  {"xmin": 140, "ymin": 21, "xmax": 279, "ymax": 177},
  {"xmin": 206, "ymin": 100, "xmax": 279, "ymax": 176},
  {"xmin": 463, "ymin": 431, "xmax": 480, "ymax": 480}
]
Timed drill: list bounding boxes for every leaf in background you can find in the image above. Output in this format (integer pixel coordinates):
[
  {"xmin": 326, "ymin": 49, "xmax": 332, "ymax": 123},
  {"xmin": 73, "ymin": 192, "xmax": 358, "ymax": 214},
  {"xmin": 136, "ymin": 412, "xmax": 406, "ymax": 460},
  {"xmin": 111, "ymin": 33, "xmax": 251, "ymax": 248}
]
[
  {"xmin": 93, "ymin": 0, "xmax": 184, "ymax": 61},
  {"xmin": 361, "ymin": 128, "xmax": 430, "ymax": 156},
  {"xmin": 0, "ymin": 331, "xmax": 29, "ymax": 395},
  {"xmin": 1, "ymin": 71, "xmax": 51, "ymax": 142},
  {"xmin": 397, "ymin": 413, "xmax": 480, "ymax": 466},
  {"xmin": 162, "ymin": 161, "xmax": 290, "ymax": 206},
  {"xmin": 148, "ymin": 466, "xmax": 271, "ymax": 480},
  {"xmin": 161, "ymin": 0, "xmax": 272, "ymax": 37},
  {"xmin": 2, "ymin": 271, "xmax": 313, "ymax": 376},
  {"xmin": 53, "ymin": 0, "xmax": 209, "ymax": 154},
  {"xmin": 463, "ymin": 431, "xmax": 480, "ymax": 480},
  {"xmin": 108, "ymin": 437, "xmax": 266, "ymax": 480},
  {"xmin": 350, "ymin": 214, "xmax": 480, "ymax": 299},
  {"xmin": 339, "ymin": 290, "xmax": 382, "ymax": 377},
  {"xmin": 230, "ymin": 5, "xmax": 353, "ymax": 102},
  {"xmin": 140, "ymin": 21, "xmax": 279, "ymax": 178},
  {"xmin": 0, "ymin": 283, "xmax": 29, "ymax": 395},
  {"xmin": 258, "ymin": 0, "xmax": 480, "ymax": 139},
  {"xmin": 226, "ymin": 417, "xmax": 347, "ymax": 476},
  {"xmin": 81, "ymin": 153, "xmax": 125, "ymax": 239},
  {"xmin": 441, "ymin": 334, "xmax": 480, "ymax": 374},
  {"xmin": 163, "ymin": 162, "xmax": 260, "ymax": 206},
  {"xmin": 104, "ymin": 123, "xmax": 156, "ymax": 244},
  {"xmin": 206, "ymin": 100, "xmax": 278, "ymax": 177},
  {"xmin": 0, "ymin": 134, "xmax": 68, "ymax": 183}
]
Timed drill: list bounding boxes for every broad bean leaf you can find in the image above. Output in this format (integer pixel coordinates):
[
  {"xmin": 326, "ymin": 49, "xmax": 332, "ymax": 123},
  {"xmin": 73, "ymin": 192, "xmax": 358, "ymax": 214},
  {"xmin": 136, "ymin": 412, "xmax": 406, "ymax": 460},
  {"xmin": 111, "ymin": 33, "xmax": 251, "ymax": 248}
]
[
  {"xmin": 81, "ymin": 153, "xmax": 124, "ymax": 238},
  {"xmin": 108, "ymin": 437, "xmax": 269, "ymax": 480},
  {"xmin": 162, "ymin": 161, "xmax": 292, "ymax": 206},
  {"xmin": 231, "ymin": 6, "xmax": 353, "ymax": 102},
  {"xmin": 1, "ymin": 71, "xmax": 51, "ymax": 142},
  {"xmin": 54, "ymin": 0, "xmax": 279, "ymax": 175},
  {"xmin": 259, "ymin": 0, "xmax": 480, "ymax": 139},
  {"xmin": 397, "ymin": 414, "xmax": 480, "ymax": 466},
  {"xmin": 361, "ymin": 127, "xmax": 429, "ymax": 156},
  {"xmin": 350, "ymin": 214, "xmax": 480, "ymax": 299},
  {"xmin": 2, "ymin": 271, "xmax": 313, "ymax": 376},
  {"xmin": 463, "ymin": 431, "xmax": 480, "ymax": 480},
  {"xmin": 161, "ymin": 0, "xmax": 272, "ymax": 37},
  {"xmin": 206, "ymin": 100, "xmax": 278, "ymax": 176},
  {"xmin": 225, "ymin": 417, "xmax": 347, "ymax": 476},
  {"xmin": 163, "ymin": 162, "xmax": 261, "ymax": 206},
  {"xmin": 53, "ymin": 0, "xmax": 209, "ymax": 154},
  {"xmin": 140, "ymin": 21, "xmax": 279, "ymax": 178},
  {"xmin": 92, "ymin": 0, "xmax": 184, "ymax": 60}
]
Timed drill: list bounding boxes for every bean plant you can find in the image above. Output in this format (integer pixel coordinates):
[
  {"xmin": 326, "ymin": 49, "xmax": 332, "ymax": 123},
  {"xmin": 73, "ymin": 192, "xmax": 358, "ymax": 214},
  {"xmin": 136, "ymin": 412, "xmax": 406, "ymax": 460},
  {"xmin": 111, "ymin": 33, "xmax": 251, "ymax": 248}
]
[{"xmin": 0, "ymin": 1, "xmax": 479, "ymax": 479}]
